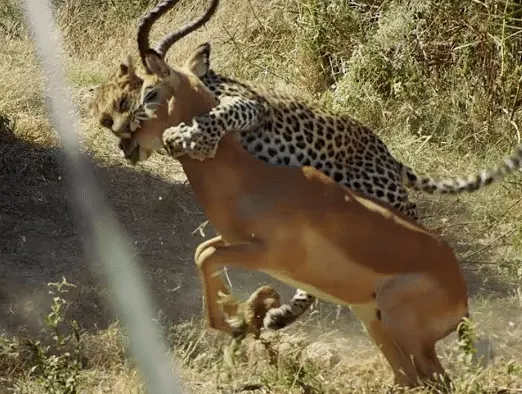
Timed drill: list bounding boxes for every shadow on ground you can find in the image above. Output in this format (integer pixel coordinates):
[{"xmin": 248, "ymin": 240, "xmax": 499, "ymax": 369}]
[{"xmin": 0, "ymin": 123, "xmax": 516, "ymax": 339}]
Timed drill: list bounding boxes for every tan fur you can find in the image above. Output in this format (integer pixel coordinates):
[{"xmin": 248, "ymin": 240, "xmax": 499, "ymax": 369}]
[{"xmin": 132, "ymin": 51, "xmax": 470, "ymax": 389}]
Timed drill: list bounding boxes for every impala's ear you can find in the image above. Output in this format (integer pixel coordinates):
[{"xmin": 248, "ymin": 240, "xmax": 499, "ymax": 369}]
[
  {"xmin": 184, "ymin": 42, "xmax": 211, "ymax": 77},
  {"xmin": 145, "ymin": 50, "xmax": 172, "ymax": 79}
]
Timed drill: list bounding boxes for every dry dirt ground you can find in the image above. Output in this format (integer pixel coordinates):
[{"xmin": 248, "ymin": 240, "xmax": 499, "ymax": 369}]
[{"xmin": 1, "ymin": 0, "xmax": 522, "ymax": 389}]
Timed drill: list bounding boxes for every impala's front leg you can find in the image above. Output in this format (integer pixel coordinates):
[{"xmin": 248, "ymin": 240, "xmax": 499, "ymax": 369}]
[
  {"xmin": 163, "ymin": 96, "xmax": 265, "ymax": 160},
  {"xmin": 195, "ymin": 238, "xmax": 269, "ymax": 336}
]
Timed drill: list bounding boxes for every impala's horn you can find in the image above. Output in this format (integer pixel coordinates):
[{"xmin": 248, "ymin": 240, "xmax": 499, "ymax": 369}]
[
  {"xmin": 137, "ymin": 0, "xmax": 181, "ymax": 72},
  {"xmin": 153, "ymin": 0, "xmax": 219, "ymax": 59}
]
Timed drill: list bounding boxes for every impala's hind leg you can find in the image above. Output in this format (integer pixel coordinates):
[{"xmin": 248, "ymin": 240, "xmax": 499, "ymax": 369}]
[
  {"xmin": 376, "ymin": 274, "xmax": 467, "ymax": 388},
  {"xmin": 350, "ymin": 304, "xmax": 419, "ymax": 387},
  {"xmin": 195, "ymin": 238, "xmax": 269, "ymax": 335},
  {"xmin": 384, "ymin": 326, "xmax": 449, "ymax": 388}
]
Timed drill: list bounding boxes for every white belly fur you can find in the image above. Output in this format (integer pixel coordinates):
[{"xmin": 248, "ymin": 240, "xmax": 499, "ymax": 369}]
[
  {"xmin": 261, "ymin": 269, "xmax": 357, "ymax": 308},
  {"xmin": 261, "ymin": 226, "xmax": 391, "ymax": 306}
]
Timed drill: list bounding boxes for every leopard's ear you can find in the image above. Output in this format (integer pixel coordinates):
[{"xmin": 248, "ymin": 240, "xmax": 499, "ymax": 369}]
[
  {"xmin": 86, "ymin": 96, "xmax": 98, "ymax": 117},
  {"xmin": 86, "ymin": 85, "xmax": 102, "ymax": 117},
  {"xmin": 118, "ymin": 56, "xmax": 134, "ymax": 77},
  {"xmin": 118, "ymin": 55, "xmax": 143, "ymax": 88}
]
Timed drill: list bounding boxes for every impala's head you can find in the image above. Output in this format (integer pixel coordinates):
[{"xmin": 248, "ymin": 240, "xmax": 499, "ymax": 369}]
[
  {"xmin": 88, "ymin": 0, "xmax": 218, "ymax": 164},
  {"xmin": 128, "ymin": 44, "xmax": 217, "ymax": 163}
]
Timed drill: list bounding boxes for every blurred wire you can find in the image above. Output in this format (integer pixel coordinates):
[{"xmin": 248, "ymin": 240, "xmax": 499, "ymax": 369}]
[{"xmin": 19, "ymin": 0, "xmax": 184, "ymax": 392}]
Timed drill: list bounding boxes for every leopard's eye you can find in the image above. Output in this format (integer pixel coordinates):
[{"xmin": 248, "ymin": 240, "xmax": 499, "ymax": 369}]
[{"xmin": 100, "ymin": 116, "xmax": 113, "ymax": 129}]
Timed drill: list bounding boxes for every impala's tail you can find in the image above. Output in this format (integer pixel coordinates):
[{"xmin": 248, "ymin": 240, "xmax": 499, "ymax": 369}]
[{"xmin": 400, "ymin": 144, "xmax": 522, "ymax": 194}]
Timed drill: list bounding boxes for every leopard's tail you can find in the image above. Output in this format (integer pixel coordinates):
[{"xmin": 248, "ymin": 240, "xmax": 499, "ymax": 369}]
[{"xmin": 400, "ymin": 143, "xmax": 522, "ymax": 194}]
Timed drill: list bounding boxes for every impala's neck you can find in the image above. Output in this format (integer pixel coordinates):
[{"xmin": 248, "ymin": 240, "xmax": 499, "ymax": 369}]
[
  {"xmin": 167, "ymin": 85, "xmax": 266, "ymax": 235},
  {"xmin": 179, "ymin": 133, "xmax": 266, "ymax": 233}
]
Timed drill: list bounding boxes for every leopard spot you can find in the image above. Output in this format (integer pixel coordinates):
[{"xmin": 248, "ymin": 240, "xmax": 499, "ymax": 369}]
[{"xmin": 267, "ymin": 148, "xmax": 277, "ymax": 157}]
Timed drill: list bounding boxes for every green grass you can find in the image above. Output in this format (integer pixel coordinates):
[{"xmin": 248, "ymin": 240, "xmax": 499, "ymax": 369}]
[{"xmin": 67, "ymin": 69, "xmax": 106, "ymax": 88}]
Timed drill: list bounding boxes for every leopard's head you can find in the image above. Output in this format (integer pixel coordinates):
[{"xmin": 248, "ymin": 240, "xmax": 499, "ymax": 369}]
[
  {"xmin": 88, "ymin": 0, "xmax": 218, "ymax": 164},
  {"xmin": 88, "ymin": 56, "xmax": 151, "ymax": 162}
]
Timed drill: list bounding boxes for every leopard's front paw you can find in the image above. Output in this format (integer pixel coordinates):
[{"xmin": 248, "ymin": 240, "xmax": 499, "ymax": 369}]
[
  {"xmin": 162, "ymin": 124, "xmax": 193, "ymax": 158},
  {"xmin": 163, "ymin": 123, "xmax": 215, "ymax": 160},
  {"xmin": 162, "ymin": 135, "xmax": 185, "ymax": 158}
]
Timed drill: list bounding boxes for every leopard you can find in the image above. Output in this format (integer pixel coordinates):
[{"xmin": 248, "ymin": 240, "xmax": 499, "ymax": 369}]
[{"xmin": 88, "ymin": 0, "xmax": 522, "ymax": 333}]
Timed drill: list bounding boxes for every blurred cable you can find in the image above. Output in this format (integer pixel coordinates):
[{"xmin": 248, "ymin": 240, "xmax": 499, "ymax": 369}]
[{"xmin": 20, "ymin": 0, "xmax": 184, "ymax": 392}]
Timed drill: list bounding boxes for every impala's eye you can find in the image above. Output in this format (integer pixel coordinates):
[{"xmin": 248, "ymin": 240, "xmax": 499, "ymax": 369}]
[
  {"xmin": 143, "ymin": 87, "xmax": 158, "ymax": 103},
  {"xmin": 100, "ymin": 116, "xmax": 113, "ymax": 129},
  {"xmin": 116, "ymin": 96, "xmax": 130, "ymax": 112}
]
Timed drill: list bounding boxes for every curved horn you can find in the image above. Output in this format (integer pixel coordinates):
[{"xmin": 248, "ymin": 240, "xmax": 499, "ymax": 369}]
[
  {"xmin": 153, "ymin": 0, "xmax": 219, "ymax": 58},
  {"xmin": 137, "ymin": 0, "xmax": 181, "ymax": 71}
]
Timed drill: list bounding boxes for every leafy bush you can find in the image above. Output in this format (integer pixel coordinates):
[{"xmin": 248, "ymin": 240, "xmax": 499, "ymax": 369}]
[
  {"xmin": 6, "ymin": 278, "xmax": 87, "ymax": 394},
  {"xmin": 289, "ymin": 0, "xmax": 522, "ymax": 148}
]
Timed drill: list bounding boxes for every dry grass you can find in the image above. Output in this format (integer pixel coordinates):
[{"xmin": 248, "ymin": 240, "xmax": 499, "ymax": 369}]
[{"xmin": 1, "ymin": 0, "xmax": 522, "ymax": 392}]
